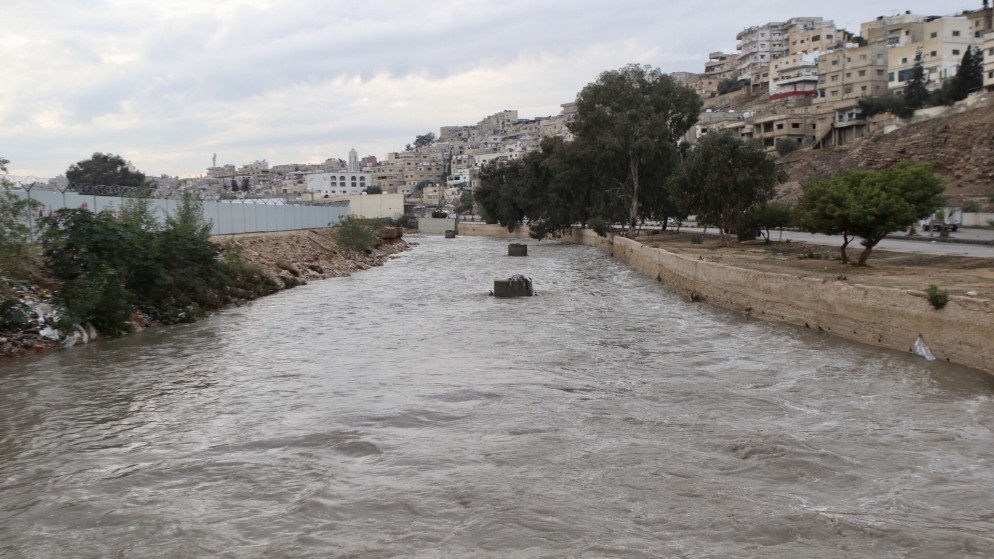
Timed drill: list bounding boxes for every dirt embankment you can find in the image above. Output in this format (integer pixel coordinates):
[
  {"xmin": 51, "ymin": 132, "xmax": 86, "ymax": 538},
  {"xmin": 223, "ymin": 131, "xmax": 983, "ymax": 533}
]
[
  {"xmin": 778, "ymin": 100, "xmax": 994, "ymax": 206},
  {"xmin": 0, "ymin": 228, "xmax": 410, "ymax": 362}
]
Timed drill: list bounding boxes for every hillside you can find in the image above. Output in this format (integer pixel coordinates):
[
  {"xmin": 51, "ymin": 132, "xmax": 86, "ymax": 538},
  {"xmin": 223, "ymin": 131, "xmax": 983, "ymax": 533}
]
[{"xmin": 777, "ymin": 98, "xmax": 994, "ymax": 206}]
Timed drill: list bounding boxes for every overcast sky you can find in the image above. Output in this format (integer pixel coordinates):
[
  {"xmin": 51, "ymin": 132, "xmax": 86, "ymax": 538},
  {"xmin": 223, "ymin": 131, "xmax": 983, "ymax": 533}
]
[{"xmin": 2, "ymin": 0, "xmax": 977, "ymax": 179}]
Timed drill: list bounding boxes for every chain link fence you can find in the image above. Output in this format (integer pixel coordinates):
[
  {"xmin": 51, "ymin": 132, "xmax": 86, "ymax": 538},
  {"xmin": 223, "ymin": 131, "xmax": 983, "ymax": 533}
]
[{"xmin": 3, "ymin": 179, "xmax": 348, "ymax": 238}]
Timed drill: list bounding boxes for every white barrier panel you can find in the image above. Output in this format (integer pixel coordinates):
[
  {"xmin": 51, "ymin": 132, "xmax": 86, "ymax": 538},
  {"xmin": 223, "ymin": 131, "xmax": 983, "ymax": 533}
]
[{"xmin": 8, "ymin": 190, "xmax": 347, "ymax": 236}]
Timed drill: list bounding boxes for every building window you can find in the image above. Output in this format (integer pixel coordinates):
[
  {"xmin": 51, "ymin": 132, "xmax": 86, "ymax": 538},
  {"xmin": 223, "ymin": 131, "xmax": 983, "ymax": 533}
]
[
  {"xmin": 831, "ymin": 75, "xmax": 838, "ymax": 81},
  {"xmin": 931, "ymin": 50, "xmax": 937, "ymax": 57},
  {"xmin": 877, "ymin": 69, "xmax": 885, "ymax": 76},
  {"xmin": 930, "ymin": 32, "xmax": 938, "ymax": 38},
  {"xmin": 791, "ymin": 122, "xmax": 801, "ymax": 128},
  {"xmin": 953, "ymin": 49, "xmax": 960, "ymax": 55},
  {"xmin": 860, "ymin": 54, "xmax": 867, "ymax": 61},
  {"xmin": 832, "ymin": 59, "xmax": 838, "ymax": 65},
  {"xmin": 889, "ymin": 71, "xmax": 895, "ymax": 81},
  {"xmin": 776, "ymin": 123, "xmax": 784, "ymax": 129},
  {"xmin": 858, "ymin": 69, "xmax": 866, "ymax": 77},
  {"xmin": 812, "ymin": 35, "xmax": 820, "ymax": 41},
  {"xmin": 901, "ymin": 57, "xmax": 908, "ymax": 64},
  {"xmin": 952, "ymin": 30, "xmax": 960, "ymax": 36}
]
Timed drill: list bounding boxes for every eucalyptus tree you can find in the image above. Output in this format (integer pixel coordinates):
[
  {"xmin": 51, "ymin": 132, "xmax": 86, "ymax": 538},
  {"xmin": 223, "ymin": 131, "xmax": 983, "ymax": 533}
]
[
  {"xmin": 570, "ymin": 64, "xmax": 701, "ymax": 237},
  {"xmin": 675, "ymin": 131, "xmax": 784, "ymax": 245}
]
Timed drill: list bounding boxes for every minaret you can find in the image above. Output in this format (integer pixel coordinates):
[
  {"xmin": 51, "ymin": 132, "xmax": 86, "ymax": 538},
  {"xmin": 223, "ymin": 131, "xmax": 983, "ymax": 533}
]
[{"xmin": 348, "ymin": 148, "xmax": 359, "ymax": 172}]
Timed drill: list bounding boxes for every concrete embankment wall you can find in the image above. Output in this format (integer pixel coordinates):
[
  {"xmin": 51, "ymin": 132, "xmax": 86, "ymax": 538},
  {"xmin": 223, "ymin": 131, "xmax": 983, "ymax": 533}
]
[
  {"xmin": 459, "ymin": 222, "xmax": 994, "ymax": 375},
  {"xmin": 418, "ymin": 218, "xmax": 459, "ymax": 235}
]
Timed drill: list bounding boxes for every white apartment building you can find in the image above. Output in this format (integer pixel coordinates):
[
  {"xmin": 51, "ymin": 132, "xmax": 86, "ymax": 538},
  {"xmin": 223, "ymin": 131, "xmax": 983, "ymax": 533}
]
[
  {"xmin": 887, "ymin": 16, "xmax": 978, "ymax": 92},
  {"xmin": 305, "ymin": 148, "xmax": 371, "ymax": 198},
  {"xmin": 736, "ymin": 22, "xmax": 786, "ymax": 84}
]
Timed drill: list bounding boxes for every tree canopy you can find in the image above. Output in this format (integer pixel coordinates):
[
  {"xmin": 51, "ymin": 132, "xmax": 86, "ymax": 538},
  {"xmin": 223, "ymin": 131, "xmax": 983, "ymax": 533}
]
[
  {"xmin": 903, "ymin": 49, "xmax": 928, "ymax": 113},
  {"xmin": 797, "ymin": 161, "xmax": 945, "ymax": 265},
  {"xmin": 66, "ymin": 152, "xmax": 146, "ymax": 190},
  {"xmin": 674, "ymin": 131, "xmax": 784, "ymax": 245},
  {"xmin": 570, "ymin": 64, "xmax": 702, "ymax": 236},
  {"xmin": 414, "ymin": 132, "xmax": 436, "ymax": 149}
]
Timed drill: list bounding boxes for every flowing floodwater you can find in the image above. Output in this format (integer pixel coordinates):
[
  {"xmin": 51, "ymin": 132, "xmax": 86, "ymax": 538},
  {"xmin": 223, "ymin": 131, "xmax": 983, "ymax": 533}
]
[{"xmin": 2, "ymin": 235, "xmax": 994, "ymax": 558}]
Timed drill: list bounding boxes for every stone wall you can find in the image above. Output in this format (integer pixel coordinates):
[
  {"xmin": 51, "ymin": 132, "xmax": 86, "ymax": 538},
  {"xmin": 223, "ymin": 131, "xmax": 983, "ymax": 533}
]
[{"xmin": 459, "ymin": 222, "xmax": 994, "ymax": 375}]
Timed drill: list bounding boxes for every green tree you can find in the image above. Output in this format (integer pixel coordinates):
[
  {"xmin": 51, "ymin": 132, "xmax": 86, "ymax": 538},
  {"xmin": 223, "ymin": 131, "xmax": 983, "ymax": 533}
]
[
  {"xmin": 240, "ymin": 177, "xmax": 250, "ymax": 192},
  {"xmin": 365, "ymin": 185, "xmax": 383, "ymax": 194},
  {"xmin": 570, "ymin": 63, "xmax": 702, "ymax": 237},
  {"xmin": 775, "ymin": 138, "xmax": 800, "ymax": 156},
  {"xmin": 0, "ymin": 157, "xmax": 43, "ymax": 278},
  {"xmin": 846, "ymin": 161, "xmax": 945, "ymax": 265},
  {"xmin": 737, "ymin": 202, "xmax": 793, "ymax": 243},
  {"xmin": 455, "ymin": 192, "xmax": 474, "ymax": 215},
  {"xmin": 66, "ymin": 152, "xmax": 146, "ymax": 189},
  {"xmin": 797, "ymin": 174, "xmax": 859, "ymax": 264},
  {"xmin": 798, "ymin": 162, "xmax": 945, "ymax": 265},
  {"xmin": 414, "ymin": 132, "xmax": 436, "ymax": 149},
  {"xmin": 903, "ymin": 48, "xmax": 929, "ymax": 113},
  {"xmin": 476, "ymin": 160, "xmax": 526, "ymax": 231},
  {"xmin": 717, "ymin": 78, "xmax": 744, "ymax": 95},
  {"xmin": 951, "ymin": 46, "xmax": 983, "ymax": 101},
  {"xmin": 675, "ymin": 131, "xmax": 785, "ymax": 245}
]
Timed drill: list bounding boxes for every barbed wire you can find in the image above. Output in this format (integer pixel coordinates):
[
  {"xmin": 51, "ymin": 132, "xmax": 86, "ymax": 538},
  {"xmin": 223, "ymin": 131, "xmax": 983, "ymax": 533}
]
[{"xmin": 2, "ymin": 175, "xmax": 337, "ymax": 206}]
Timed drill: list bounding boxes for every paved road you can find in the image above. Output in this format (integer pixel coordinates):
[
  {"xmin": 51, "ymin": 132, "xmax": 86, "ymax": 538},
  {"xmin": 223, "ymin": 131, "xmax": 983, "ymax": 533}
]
[{"xmin": 679, "ymin": 226, "xmax": 994, "ymax": 258}]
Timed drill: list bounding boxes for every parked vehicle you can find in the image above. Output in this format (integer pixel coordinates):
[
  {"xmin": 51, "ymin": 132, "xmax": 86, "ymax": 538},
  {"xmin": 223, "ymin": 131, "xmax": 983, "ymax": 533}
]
[{"xmin": 921, "ymin": 222, "xmax": 959, "ymax": 232}]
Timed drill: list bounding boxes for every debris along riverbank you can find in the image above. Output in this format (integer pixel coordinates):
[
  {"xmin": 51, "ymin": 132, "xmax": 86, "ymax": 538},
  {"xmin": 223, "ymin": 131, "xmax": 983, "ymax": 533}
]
[{"xmin": 0, "ymin": 227, "xmax": 410, "ymax": 361}]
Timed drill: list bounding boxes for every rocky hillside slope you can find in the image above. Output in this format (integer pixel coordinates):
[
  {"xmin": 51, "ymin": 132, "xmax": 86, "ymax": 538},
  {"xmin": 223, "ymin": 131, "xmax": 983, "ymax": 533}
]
[
  {"xmin": 0, "ymin": 228, "xmax": 410, "ymax": 361},
  {"xmin": 778, "ymin": 98, "xmax": 994, "ymax": 206}
]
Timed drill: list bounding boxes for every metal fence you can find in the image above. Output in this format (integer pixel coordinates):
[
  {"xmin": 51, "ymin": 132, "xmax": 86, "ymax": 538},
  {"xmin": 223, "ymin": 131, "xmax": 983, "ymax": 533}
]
[{"xmin": 6, "ymin": 183, "xmax": 348, "ymax": 237}]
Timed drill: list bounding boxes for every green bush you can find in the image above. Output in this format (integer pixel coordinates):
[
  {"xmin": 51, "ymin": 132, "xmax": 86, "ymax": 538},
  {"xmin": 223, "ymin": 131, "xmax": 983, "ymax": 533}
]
[
  {"xmin": 431, "ymin": 210, "xmax": 448, "ymax": 218},
  {"xmin": 962, "ymin": 200, "xmax": 982, "ymax": 213},
  {"xmin": 0, "ymin": 190, "xmax": 43, "ymax": 279},
  {"xmin": 336, "ymin": 216, "xmax": 378, "ymax": 253},
  {"xmin": 926, "ymin": 284, "xmax": 949, "ymax": 309},
  {"xmin": 775, "ymin": 138, "xmax": 800, "ymax": 156},
  {"xmin": 588, "ymin": 217, "xmax": 608, "ymax": 237}
]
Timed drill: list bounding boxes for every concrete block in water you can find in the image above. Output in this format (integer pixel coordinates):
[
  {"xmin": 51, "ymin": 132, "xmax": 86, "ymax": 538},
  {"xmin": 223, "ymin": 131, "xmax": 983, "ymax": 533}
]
[
  {"xmin": 508, "ymin": 243, "xmax": 527, "ymax": 256},
  {"xmin": 445, "ymin": 230, "xmax": 456, "ymax": 238},
  {"xmin": 493, "ymin": 274, "xmax": 534, "ymax": 297}
]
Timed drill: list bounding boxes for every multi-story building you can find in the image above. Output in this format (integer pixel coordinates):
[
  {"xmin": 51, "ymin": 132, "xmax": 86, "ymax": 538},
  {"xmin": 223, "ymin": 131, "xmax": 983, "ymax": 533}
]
[
  {"xmin": 304, "ymin": 148, "xmax": 371, "ymax": 198},
  {"xmin": 816, "ymin": 44, "xmax": 890, "ymax": 101},
  {"xmin": 963, "ymin": 1, "xmax": 993, "ymax": 39},
  {"xmin": 984, "ymin": 32, "xmax": 994, "ymax": 90},
  {"xmin": 736, "ymin": 22, "xmax": 787, "ymax": 85},
  {"xmin": 769, "ymin": 52, "xmax": 820, "ymax": 100},
  {"xmin": 862, "ymin": 12, "xmax": 930, "ymax": 47},
  {"xmin": 786, "ymin": 18, "xmax": 841, "ymax": 55},
  {"xmin": 887, "ymin": 16, "xmax": 978, "ymax": 92}
]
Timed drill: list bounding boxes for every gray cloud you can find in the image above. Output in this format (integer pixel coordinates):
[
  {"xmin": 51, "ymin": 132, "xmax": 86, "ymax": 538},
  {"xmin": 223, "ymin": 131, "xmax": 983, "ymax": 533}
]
[{"xmin": 1, "ymin": 0, "xmax": 974, "ymax": 177}]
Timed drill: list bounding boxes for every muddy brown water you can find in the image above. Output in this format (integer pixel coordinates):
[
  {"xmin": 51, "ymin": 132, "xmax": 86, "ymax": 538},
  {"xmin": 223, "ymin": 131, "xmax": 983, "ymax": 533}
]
[{"xmin": 2, "ymin": 235, "xmax": 994, "ymax": 558}]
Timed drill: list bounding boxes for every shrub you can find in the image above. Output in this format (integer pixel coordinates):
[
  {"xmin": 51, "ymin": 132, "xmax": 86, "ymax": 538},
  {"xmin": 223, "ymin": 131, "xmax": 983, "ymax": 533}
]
[
  {"xmin": 962, "ymin": 201, "xmax": 982, "ymax": 213},
  {"xmin": 588, "ymin": 217, "xmax": 608, "ymax": 237},
  {"xmin": 775, "ymin": 138, "xmax": 800, "ymax": 156},
  {"xmin": 336, "ymin": 216, "xmax": 378, "ymax": 253},
  {"xmin": 926, "ymin": 284, "xmax": 949, "ymax": 309},
  {"xmin": 0, "ymin": 190, "xmax": 42, "ymax": 279},
  {"xmin": 431, "ymin": 210, "xmax": 448, "ymax": 218}
]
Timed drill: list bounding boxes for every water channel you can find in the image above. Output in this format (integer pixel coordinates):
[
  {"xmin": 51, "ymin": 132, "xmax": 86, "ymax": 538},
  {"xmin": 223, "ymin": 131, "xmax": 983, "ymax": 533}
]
[{"xmin": 2, "ymin": 235, "xmax": 994, "ymax": 558}]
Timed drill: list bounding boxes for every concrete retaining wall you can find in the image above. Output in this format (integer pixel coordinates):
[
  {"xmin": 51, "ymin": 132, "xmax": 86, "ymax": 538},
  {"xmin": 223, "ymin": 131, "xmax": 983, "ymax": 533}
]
[
  {"xmin": 459, "ymin": 222, "xmax": 994, "ymax": 375},
  {"xmin": 418, "ymin": 217, "xmax": 459, "ymax": 235}
]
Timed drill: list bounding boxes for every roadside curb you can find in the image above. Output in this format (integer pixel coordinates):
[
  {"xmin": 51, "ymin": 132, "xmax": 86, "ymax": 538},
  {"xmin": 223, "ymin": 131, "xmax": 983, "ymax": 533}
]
[{"xmin": 884, "ymin": 234, "xmax": 994, "ymax": 246}]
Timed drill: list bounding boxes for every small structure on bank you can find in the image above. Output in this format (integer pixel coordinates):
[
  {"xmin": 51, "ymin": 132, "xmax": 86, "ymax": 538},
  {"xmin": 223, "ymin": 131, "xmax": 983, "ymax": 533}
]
[
  {"xmin": 445, "ymin": 230, "xmax": 456, "ymax": 238},
  {"xmin": 508, "ymin": 243, "xmax": 527, "ymax": 256},
  {"xmin": 492, "ymin": 274, "xmax": 534, "ymax": 297}
]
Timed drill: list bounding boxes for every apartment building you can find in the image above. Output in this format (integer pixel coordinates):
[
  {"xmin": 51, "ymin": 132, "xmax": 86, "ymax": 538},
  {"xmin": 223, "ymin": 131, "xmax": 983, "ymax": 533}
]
[
  {"xmin": 785, "ymin": 18, "xmax": 839, "ymax": 55},
  {"xmin": 816, "ymin": 44, "xmax": 890, "ymax": 101},
  {"xmin": 887, "ymin": 16, "xmax": 978, "ymax": 92},
  {"xmin": 304, "ymin": 148, "xmax": 372, "ymax": 198},
  {"xmin": 370, "ymin": 161, "xmax": 405, "ymax": 194},
  {"xmin": 861, "ymin": 12, "xmax": 930, "ymax": 47},
  {"xmin": 736, "ymin": 22, "xmax": 786, "ymax": 84},
  {"xmin": 769, "ymin": 52, "xmax": 820, "ymax": 100},
  {"xmin": 984, "ymin": 33, "xmax": 994, "ymax": 90}
]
